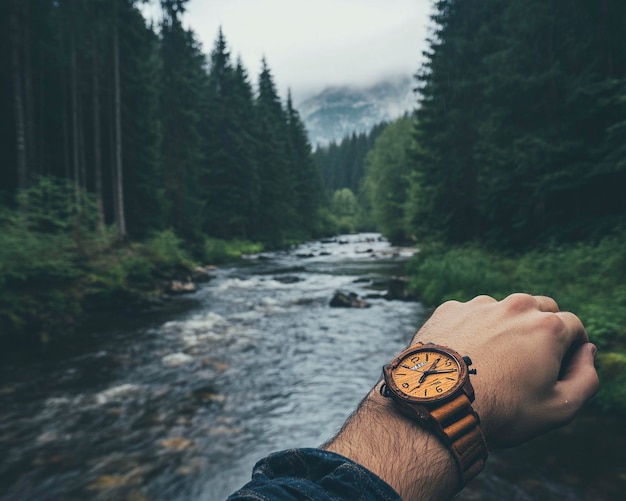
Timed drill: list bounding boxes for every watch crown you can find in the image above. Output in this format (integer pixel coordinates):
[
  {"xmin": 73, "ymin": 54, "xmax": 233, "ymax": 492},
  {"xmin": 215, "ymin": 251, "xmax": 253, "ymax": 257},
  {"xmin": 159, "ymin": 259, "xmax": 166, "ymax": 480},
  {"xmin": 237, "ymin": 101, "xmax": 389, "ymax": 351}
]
[
  {"xmin": 463, "ymin": 355, "xmax": 473, "ymax": 366},
  {"xmin": 468, "ymin": 369, "xmax": 477, "ymax": 375}
]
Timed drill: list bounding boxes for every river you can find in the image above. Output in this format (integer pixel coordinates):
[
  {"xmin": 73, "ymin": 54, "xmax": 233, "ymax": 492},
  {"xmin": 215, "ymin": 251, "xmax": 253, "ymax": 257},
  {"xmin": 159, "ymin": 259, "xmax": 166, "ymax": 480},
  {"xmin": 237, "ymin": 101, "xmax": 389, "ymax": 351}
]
[{"xmin": 0, "ymin": 234, "xmax": 623, "ymax": 500}]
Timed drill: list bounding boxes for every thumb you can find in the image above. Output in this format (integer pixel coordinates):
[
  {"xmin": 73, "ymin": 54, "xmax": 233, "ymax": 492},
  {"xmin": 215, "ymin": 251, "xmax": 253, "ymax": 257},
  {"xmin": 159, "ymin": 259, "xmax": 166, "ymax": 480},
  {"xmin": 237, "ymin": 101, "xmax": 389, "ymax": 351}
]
[{"xmin": 553, "ymin": 343, "xmax": 600, "ymax": 421}]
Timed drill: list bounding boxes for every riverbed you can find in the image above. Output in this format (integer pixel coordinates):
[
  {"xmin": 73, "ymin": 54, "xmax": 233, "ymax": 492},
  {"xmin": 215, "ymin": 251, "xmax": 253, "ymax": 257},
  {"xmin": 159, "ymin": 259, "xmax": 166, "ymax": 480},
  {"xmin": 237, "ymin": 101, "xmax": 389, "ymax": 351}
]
[{"xmin": 0, "ymin": 234, "xmax": 623, "ymax": 500}]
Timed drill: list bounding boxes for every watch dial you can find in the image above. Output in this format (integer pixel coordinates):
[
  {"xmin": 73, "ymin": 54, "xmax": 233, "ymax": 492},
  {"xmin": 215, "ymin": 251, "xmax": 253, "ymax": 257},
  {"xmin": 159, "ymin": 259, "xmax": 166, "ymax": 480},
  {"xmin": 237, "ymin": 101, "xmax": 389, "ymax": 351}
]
[{"xmin": 391, "ymin": 349, "xmax": 461, "ymax": 399}]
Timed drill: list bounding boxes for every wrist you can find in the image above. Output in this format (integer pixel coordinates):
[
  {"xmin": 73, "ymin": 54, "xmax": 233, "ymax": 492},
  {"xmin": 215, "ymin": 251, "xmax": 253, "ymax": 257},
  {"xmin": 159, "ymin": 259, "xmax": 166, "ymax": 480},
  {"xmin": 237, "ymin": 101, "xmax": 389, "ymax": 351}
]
[{"xmin": 323, "ymin": 383, "xmax": 458, "ymax": 501}]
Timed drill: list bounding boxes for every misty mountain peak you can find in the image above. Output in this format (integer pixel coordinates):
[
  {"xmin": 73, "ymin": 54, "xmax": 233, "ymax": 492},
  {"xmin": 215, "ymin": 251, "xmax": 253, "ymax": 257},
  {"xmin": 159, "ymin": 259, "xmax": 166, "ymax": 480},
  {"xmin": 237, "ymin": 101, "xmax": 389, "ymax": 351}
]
[{"xmin": 297, "ymin": 75, "xmax": 416, "ymax": 147}]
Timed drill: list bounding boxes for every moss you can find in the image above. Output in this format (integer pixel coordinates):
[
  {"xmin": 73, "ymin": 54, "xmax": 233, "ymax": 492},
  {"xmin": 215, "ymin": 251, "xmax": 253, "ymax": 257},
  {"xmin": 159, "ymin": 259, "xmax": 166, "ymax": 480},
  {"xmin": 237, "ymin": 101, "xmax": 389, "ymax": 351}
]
[{"xmin": 595, "ymin": 352, "xmax": 626, "ymax": 413}]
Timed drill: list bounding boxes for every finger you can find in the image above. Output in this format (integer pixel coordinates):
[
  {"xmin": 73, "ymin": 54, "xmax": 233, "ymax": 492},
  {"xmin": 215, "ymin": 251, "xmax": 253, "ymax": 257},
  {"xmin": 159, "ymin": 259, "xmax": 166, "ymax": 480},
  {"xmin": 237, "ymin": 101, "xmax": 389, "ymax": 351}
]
[
  {"xmin": 553, "ymin": 343, "xmax": 599, "ymax": 421},
  {"xmin": 534, "ymin": 295, "xmax": 560, "ymax": 313}
]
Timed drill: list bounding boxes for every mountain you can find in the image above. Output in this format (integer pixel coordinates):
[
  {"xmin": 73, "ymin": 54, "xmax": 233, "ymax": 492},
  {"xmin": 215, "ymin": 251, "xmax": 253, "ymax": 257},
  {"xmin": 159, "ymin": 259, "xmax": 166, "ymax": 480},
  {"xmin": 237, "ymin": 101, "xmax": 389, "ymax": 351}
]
[{"xmin": 296, "ymin": 75, "xmax": 416, "ymax": 148}]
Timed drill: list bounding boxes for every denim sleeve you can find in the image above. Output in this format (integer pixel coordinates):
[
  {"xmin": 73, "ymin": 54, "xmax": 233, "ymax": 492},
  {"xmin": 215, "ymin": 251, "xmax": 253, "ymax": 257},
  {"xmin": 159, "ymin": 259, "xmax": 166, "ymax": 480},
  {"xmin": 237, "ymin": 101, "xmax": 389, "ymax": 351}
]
[{"xmin": 226, "ymin": 448, "xmax": 401, "ymax": 501}]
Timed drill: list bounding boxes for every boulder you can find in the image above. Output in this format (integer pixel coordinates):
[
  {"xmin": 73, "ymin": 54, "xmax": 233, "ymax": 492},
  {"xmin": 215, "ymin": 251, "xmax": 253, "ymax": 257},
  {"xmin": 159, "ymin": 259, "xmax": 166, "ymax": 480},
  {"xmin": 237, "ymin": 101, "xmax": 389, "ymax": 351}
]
[
  {"xmin": 274, "ymin": 275, "xmax": 302, "ymax": 284},
  {"xmin": 385, "ymin": 276, "xmax": 417, "ymax": 301},
  {"xmin": 330, "ymin": 291, "xmax": 370, "ymax": 308},
  {"xmin": 296, "ymin": 252, "xmax": 315, "ymax": 259},
  {"xmin": 167, "ymin": 280, "xmax": 197, "ymax": 294},
  {"xmin": 192, "ymin": 265, "xmax": 215, "ymax": 283}
]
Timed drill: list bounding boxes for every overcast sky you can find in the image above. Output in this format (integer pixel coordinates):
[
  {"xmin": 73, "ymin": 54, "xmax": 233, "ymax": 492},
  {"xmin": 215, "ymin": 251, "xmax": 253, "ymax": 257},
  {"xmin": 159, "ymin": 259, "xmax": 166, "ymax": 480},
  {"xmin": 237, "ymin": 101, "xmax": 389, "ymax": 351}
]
[{"xmin": 144, "ymin": 0, "xmax": 432, "ymax": 102}]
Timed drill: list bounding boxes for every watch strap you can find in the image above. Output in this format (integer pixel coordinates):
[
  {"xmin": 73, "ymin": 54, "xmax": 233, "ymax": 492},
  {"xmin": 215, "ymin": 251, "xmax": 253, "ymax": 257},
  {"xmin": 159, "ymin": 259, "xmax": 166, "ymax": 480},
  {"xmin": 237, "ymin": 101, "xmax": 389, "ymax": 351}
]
[{"xmin": 428, "ymin": 393, "xmax": 488, "ymax": 486}]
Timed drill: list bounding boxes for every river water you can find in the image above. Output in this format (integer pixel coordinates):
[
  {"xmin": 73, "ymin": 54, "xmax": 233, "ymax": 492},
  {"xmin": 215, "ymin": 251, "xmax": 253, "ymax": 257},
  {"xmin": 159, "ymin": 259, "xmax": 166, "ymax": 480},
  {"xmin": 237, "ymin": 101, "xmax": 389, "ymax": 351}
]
[{"xmin": 0, "ymin": 234, "xmax": 623, "ymax": 500}]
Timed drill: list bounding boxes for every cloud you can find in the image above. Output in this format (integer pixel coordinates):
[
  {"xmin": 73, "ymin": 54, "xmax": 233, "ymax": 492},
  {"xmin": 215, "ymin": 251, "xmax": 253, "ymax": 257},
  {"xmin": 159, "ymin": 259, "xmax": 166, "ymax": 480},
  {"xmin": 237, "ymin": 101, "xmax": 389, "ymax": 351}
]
[{"xmin": 184, "ymin": 0, "xmax": 431, "ymax": 100}]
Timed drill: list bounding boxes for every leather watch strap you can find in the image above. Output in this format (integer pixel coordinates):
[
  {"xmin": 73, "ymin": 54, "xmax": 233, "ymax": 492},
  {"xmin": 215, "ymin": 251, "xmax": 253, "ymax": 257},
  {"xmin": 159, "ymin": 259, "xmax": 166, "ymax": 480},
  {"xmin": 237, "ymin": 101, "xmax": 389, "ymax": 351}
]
[{"xmin": 428, "ymin": 393, "xmax": 489, "ymax": 486}]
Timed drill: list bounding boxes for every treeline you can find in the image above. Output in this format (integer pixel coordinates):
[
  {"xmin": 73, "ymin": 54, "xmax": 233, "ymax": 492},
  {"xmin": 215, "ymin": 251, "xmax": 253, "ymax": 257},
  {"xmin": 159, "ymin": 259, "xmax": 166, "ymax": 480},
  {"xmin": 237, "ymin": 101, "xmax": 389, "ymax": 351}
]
[
  {"xmin": 313, "ymin": 123, "xmax": 387, "ymax": 196},
  {"xmin": 0, "ymin": 0, "xmax": 330, "ymax": 346},
  {"xmin": 1, "ymin": 0, "xmax": 324, "ymax": 249},
  {"xmin": 357, "ymin": 0, "xmax": 626, "ymax": 250},
  {"xmin": 408, "ymin": 0, "xmax": 626, "ymax": 249}
]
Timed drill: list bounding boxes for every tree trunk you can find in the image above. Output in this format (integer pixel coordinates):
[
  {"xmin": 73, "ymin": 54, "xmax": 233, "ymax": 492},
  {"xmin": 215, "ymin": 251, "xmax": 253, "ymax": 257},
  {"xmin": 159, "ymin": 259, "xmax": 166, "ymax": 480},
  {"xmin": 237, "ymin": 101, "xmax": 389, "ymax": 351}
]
[
  {"xmin": 92, "ymin": 29, "xmax": 105, "ymax": 231},
  {"xmin": 23, "ymin": 1, "xmax": 36, "ymax": 178},
  {"xmin": 71, "ymin": 29, "xmax": 81, "ymax": 209},
  {"xmin": 113, "ymin": 7, "xmax": 126, "ymax": 237},
  {"xmin": 10, "ymin": 2, "xmax": 27, "ymax": 191},
  {"xmin": 60, "ymin": 29, "xmax": 70, "ymax": 180}
]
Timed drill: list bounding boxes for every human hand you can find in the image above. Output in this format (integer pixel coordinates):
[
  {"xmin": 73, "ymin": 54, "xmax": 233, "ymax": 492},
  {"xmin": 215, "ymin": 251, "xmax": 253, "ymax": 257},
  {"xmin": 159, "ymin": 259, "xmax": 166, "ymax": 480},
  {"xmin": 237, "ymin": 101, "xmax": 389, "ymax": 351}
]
[{"xmin": 412, "ymin": 293, "xmax": 600, "ymax": 448}]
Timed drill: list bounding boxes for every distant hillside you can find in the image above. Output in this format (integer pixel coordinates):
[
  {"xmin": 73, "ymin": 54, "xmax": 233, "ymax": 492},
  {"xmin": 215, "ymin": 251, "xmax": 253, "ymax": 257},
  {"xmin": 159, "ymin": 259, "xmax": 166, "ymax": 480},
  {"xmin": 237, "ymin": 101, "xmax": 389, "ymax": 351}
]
[{"xmin": 297, "ymin": 75, "xmax": 416, "ymax": 147}]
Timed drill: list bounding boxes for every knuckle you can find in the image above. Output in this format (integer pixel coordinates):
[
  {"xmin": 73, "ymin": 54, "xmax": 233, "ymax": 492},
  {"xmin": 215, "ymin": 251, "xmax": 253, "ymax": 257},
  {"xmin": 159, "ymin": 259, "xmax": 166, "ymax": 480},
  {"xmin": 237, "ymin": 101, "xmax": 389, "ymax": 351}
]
[
  {"xmin": 502, "ymin": 292, "xmax": 536, "ymax": 312},
  {"xmin": 470, "ymin": 295, "xmax": 497, "ymax": 304},
  {"xmin": 437, "ymin": 299, "xmax": 462, "ymax": 312},
  {"xmin": 539, "ymin": 296, "xmax": 560, "ymax": 311},
  {"xmin": 539, "ymin": 313, "xmax": 566, "ymax": 335}
]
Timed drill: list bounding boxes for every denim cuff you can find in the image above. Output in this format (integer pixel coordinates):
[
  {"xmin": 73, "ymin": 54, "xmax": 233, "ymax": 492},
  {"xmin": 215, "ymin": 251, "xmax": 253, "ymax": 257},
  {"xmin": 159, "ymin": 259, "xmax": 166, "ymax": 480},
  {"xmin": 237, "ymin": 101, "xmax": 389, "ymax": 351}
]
[{"xmin": 226, "ymin": 448, "xmax": 401, "ymax": 500}]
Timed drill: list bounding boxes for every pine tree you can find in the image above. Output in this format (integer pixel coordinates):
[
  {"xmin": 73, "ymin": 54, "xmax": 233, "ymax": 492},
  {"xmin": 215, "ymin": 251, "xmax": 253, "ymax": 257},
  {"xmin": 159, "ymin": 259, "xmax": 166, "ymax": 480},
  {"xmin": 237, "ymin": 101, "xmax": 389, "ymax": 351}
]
[
  {"xmin": 159, "ymin": 0, "xmax": 206, "ymax": 244},
  {"xmin": 285, "ymin": 90, "xmax": 322, "ymax": 235},
  {"xmin": 119, "ymin": 1, "xmax": 165, "ymax": 238},
  {"xmin": 202, "ymin": 30, "xmax": 259, "ymax": 238},
  {"xmin": 408, "ymin": 0, "xmax": 501, "ymax": 244},
  {"xmin": 253, "ymin": 59, "xmax": 292, "ymax": 244}
]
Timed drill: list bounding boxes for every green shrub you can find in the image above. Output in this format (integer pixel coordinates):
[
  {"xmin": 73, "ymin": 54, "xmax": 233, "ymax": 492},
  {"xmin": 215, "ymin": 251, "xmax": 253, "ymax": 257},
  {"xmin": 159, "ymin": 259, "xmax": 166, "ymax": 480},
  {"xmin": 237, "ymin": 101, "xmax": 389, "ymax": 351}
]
[
  {"xmin": 0, "ymin": 182, "xmax": 199, "ymax": 346},
  {"xmin": 140, "ymin": 229, "xmax": 192, "ymax": 268},
  {"xmin": 407, "ymin": 244, "xmax": 514, "ymax": 304},
  {"xmin": 203, "ymin": 238, "xmax": 263, "ymax": 264},
  {"xmin": 313, "ymin": 207, "xmax": 340, "ymax": 237}
]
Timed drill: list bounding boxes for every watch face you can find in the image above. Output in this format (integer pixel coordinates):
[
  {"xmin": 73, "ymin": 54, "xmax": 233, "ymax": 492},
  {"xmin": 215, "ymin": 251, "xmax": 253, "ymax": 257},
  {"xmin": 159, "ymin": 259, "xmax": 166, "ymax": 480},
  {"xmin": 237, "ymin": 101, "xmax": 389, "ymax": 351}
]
[{"xmin": 385, "ymin": 345, "xmax": 466, "ymax": 402}]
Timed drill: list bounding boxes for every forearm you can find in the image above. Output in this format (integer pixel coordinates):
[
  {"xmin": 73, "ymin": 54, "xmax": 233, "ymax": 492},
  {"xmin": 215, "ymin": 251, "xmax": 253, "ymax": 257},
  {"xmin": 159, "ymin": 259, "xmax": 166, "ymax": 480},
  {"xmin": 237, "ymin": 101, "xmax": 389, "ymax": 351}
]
[{"xmin": 323, "ymin": 383, "xmax": 458, "ymax": 501}]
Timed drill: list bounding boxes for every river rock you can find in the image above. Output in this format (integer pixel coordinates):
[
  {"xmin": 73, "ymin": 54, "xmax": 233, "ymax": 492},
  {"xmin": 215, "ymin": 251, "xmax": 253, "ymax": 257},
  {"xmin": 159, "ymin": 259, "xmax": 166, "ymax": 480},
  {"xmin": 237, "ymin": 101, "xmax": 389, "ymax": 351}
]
[
  {"xmin": 192, "ymin": 388, "xmax": 226, "ymax": 404},
  {"xmin": 209, "ymin": 425, "xmax": 242, "ymax": 436},
  {"xmin": 296, "ymin": 252, "xmax": 315, "ymax": 258},
  {"xmin": 385, "ymin": 276, "xmax": 417, "ymax": 301},
  {"xmin": 167, "ymin": 280, "xmax": 197, "ymax": 294},
  {"xmin": 94, "ymin": 384, "xmax": 142, "ymax": 405},
  {"xmin": 176, "ymin": 457, "xmax": 208, "ymax": 476},
  {"xmin": 330, "ymin": 291, "xmax": 370, "ymax": 308},
  {"xmin": 86, "ymin": 466, "xmax": 147, "ymax": 491},
  {"xmin": 162, "ymin": 352, "xmax": 194, "ymax": 366},
  {"xmin": 192, "ymin": 266, "xmax": 215, "ymax": 283},
  {"xmin": 274, "ymin": 275, "xmax": 302, "ymax": 284},
  {"xmin": 161, "ymin": 437, "xmax": 194, "ymax": 451}
]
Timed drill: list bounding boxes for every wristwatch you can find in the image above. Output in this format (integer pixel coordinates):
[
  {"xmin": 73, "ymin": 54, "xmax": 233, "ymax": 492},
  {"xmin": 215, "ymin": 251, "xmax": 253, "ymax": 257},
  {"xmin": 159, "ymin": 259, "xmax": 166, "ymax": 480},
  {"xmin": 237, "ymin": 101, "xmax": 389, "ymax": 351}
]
[{"xmin": 380, "ymin": 342, "xmax": 488, "ymax": 487}]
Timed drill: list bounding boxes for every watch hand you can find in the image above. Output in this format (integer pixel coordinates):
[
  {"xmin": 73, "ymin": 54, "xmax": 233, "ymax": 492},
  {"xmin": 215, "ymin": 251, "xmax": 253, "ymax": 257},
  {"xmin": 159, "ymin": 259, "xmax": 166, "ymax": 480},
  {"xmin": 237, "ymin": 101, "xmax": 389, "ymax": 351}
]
[
  {"xmin": 401, "ymin": 364, "xmax": 427, "ymax": 372},
  {"xmin": 419, "ymin": 357, "xmax": 441, "ymax": 384},
  {"xmin": 424, "ymin": 369, "xmax": 457, "ymax": 375}
]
